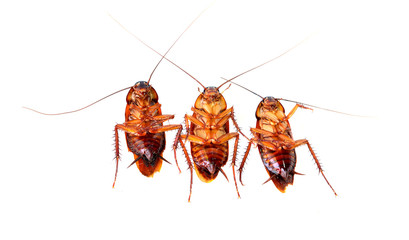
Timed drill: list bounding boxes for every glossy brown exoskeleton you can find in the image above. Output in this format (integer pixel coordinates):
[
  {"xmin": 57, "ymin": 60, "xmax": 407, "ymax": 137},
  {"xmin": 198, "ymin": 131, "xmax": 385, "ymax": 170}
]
[
  {"xmin": 238, "ymin": 96, "xmax": 337, "ymax": 195},
  {"xmin": 177, "ymin": 84, "xmax": 248, "ymax": 202},
  {"xmin": 112, "ymin": 81, "xmax": 183, "ymax": 187}
]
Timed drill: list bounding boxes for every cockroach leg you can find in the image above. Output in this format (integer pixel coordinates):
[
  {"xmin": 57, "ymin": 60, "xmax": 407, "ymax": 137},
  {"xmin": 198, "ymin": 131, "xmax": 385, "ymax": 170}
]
[
  {"xmin": 238, "ymin": 141, "xmax": 253, "ymax": 186},
  {"xmin": 285, "ymin": 103, "xmax": 313, "ymax": 121},
  {"xmin": 185, "ymin": 114, "xmax": 206, "ymax": 128},
  {"xmin": 289, "ymin": 139, "xmax": 337, "ymax": 196},
  {"xmin": 231, "ymin": 133, "xmax": 241, "ymax": 198},
  {"xmin": 250, "ymin": 127, "xmax": 275, "ymax": 138},
  {"xmin": 178, "ymin": 137, "xmax": 193, "ymax": 202},
  {"xmin": 113, "ymin": 123, "xmax": 142, "ymax": 188},
  {"xmin": 183, "ymin": 114, "xmax": 191, "ymax": 144},
  {"xmin": 113, "ymin": 124, "xmax": 121, "ymax": 188},
  {"xmin": 172, "ymin": 125, "xmax": 183, "ymax": 173},
  {"xmin": 229, "ymin": 107, "xmax": 251, "ymax": 142}
]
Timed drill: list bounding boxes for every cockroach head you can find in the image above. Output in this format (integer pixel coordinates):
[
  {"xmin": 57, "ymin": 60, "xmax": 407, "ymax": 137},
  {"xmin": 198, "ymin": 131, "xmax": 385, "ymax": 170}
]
[
  {"xmin": 262, "ymin": 96, "xmax": 280, "ymax": 109},
  {"xmin": 127, "ymin": 81, "xmax": 158, "ymax": 105},
  {"xmin": 256, "ymin": 96, "xmax": 284, "ymax": 118},
  {"xmin": 203, "ymin": 86, "xmax": 219, "ymax": 98},
  {"xmin": 195, "ymin": 86, "xmax": 227, "ymax": 114},
  {"xmin": 133, "ymin": 81, "xmax": 151, "ymax": 94}
]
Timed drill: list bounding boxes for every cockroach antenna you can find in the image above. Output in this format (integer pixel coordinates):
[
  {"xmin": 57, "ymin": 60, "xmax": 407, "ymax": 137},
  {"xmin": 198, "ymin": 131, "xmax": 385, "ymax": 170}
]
[
  {"xmin": 145, "ymin": 2, "xmax": 214, "ymax": 84},
  {"xmin": 223, "ymin": 78, "xmax": 367, "ymax": 117},
  {"xmin": 218, "ymin": 34, "xmax": 369, "ymax": 118},
  {"xmin": 217, "ymin": 35, "xmax": 311, "ymax": 90},
  {"xmin": 107, "ymin": 13, "xmax": 206, "ymax": 89},
  {"xmin": 22, "ymin": 86, "xmax": 133, "ymax": 115}
]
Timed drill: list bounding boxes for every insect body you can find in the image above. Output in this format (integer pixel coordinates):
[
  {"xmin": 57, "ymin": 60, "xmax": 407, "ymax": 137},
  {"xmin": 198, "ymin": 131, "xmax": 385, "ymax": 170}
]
[
  {"xmin": 177, "ymin": 84, "xmax": 248, "ymax": 201},
  {"xmin": 238, "ymin": 96, "xmax": 337, "ymax": 195},
  {"xmin": 112, "ymin": 81, "xmax": 182, "ymax": 187}
]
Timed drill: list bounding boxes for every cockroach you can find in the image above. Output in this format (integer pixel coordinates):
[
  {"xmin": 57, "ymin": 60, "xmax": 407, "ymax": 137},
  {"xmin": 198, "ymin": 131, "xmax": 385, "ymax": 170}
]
[
  {"xmin": 234, "ymin": 86, "xmax": 338, "ymax": 195},
  {"xmin": 111, "ymin": 81, "xmax": 183, "ymax": 187},
  {"xmin": 23, "ymin": 8, "xmax": 211, "ymax": 188},
  {"xmin": 175, "ymin": 80, "xmax": 251, "ymax": 202},
  {"xmin": 221, "ymin": 76, "xmax": 355, "ymax": 196}
]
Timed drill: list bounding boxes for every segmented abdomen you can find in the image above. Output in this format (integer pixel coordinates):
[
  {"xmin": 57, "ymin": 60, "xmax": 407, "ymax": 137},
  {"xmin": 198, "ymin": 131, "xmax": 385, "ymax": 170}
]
[
  {"xmin": 259, "ymin": 146, "xmax": 297, "ymax": 192},
  {"xmin": 191, "ymin": 142, "xmax": 228, "ymax": 182},
  {"xmin": 126, "ymin": 132, "xmax": 166, "ymax": 177}
]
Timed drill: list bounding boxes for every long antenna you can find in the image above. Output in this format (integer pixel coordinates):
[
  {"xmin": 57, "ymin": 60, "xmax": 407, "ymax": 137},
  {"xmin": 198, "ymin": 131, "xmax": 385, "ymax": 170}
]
[
  {"xmin": 220, "ymin": 77, "xmax": 263, "ymax": 99},
  {"xmin": 223, "ymin": 78, "xmax": 367, "ymax": 117},
  {"xmin": 217, "ymin": 36, "xmax": 310, "ymax": 90},
  {"xmin": 108, "ymin": 14, "xmax": 206, "ymax": 89},
  {"xmin": 147, "ymin": 2, "xmax": 214, "ymax": 84},
  {"xmin": 276, "ymin": 98, "xmax": 369, "ymax": 117},
  {"xmin": 23, "ymin": 86, "xmax": 133, "ymax": 115}
]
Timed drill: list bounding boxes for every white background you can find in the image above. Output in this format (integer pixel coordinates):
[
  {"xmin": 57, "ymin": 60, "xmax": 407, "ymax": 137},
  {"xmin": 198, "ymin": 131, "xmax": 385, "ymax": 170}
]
[{"xmin": 1, "ymin": 0, "xmax": 408, "ymax": 239}]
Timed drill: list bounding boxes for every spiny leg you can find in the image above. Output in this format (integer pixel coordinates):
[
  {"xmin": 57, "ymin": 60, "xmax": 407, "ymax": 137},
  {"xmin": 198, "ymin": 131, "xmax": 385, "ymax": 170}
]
[
  {"xmin": 178, "ymin": 137, "xmax": 193, "ymax": 202},
  {"xmin": 113, "ymin": 123, "xmax": 143, "ymax": 188},
  {"xmin": 231, "ymin": 133, "xmax": 241, "ymax": 198},
  {"xmin": 183, "ymin": 114, "xmax": 191, "ymax": 143},
  {"xmin": 172, "ymin": 125, "xmax": 183, "ymax": 173},
  {"xmin": 292, "ymin": 139, "xmax": 337, "ymax": 196},
  {"xmin": 230, "ymin": 107, "xmax": 251, "ymax": 142},
  {"xmin": 238, "ymin": 141, "xmax": 253, "ymax": 186},
  {"xmin": 113, "ymin": 124, "xmax": 121, "ymax": 188},
  {"xmin": 111, "ymin": 123, "xmax": 155, "ymax": 187},
  {"xmin": 238, "ymin": 128, "xmax": 281, "ymax": 185}
]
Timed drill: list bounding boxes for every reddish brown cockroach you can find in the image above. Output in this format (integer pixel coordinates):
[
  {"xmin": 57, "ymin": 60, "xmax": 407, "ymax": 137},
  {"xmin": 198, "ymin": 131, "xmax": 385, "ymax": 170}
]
[
  {"xmin": 175, "ymin": 80, "xmax": 251, "ymax": 202},
  {"xmin": 237, "ymin": 94, "xmax": 337, "ymax": 195},
  {"xmin": 220, "ymin": 81, "xmax": 345, "ymax": 196},
  {"xmin": 112, "ymin": 80, "xmax": 183, "ymax": 186}
]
